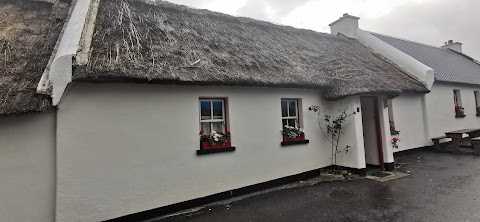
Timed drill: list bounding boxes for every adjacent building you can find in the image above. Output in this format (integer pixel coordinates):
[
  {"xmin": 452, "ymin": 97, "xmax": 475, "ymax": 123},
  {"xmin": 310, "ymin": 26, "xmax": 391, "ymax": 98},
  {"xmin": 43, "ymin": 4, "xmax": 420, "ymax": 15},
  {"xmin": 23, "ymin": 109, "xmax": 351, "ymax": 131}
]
[{"xmin": 329, "ymin": 13, "xmax": 480, "ymax": 152}]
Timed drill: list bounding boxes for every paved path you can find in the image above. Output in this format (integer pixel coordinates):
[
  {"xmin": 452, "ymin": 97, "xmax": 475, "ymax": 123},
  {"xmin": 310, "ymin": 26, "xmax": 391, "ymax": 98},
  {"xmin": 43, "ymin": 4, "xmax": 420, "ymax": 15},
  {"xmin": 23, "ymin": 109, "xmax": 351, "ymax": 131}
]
[{"xmin": 157, "ymin": 152, "xmax": 480, "ymax": 222}]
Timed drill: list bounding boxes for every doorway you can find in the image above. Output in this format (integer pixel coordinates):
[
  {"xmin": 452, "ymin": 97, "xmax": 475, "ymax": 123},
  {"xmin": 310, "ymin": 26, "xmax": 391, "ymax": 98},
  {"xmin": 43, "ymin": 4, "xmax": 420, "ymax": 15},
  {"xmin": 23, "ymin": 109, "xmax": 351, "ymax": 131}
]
[{"xmin": 360, "ymin": 96, "xmax": 385, "ymax": 170}]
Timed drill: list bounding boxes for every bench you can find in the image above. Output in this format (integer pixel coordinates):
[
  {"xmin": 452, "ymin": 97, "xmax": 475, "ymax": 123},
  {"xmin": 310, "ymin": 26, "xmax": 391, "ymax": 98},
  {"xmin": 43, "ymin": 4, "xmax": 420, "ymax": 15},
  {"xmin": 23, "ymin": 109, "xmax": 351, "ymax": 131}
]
[
  {"xmin": 472, "ymin": 137, "xmax": 480, "ymax": 153},
  {"xmin": 431, "ymin": 136, "xmax": 447, "ymax": 151}
]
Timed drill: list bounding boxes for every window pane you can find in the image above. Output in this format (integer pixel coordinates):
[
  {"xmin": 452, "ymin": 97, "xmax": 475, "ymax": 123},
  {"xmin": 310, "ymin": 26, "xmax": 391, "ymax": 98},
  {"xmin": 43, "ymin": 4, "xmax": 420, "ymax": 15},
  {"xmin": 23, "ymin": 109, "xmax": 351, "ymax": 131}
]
[
  {"xmin": 200, "ymin": 101, "xmax": 212, "ymax": 120},
  {"xmin": 201, "ymin": 122, "xmax": 211, "ymax": 134},
  {"xmin": 282, "ymin": 119, "xmax": 288, "ymax": 127},
  {"xmin": 288, "ymin": 101, "xmax": 297, "ymax": 117},
  {"xmin": 281, "ymin": 101, "xmax": 288, "ymax": 117},
  {"xmin": 212, "ymin": 101, "xmax": 223, "ymax": 120},
  {"xmin": 212, "ymin": 122, "xmax": 224, "ymax": 133},
  {"xmin": 288, "ymin": 119, "xmax": 296, "ymax": 127}
]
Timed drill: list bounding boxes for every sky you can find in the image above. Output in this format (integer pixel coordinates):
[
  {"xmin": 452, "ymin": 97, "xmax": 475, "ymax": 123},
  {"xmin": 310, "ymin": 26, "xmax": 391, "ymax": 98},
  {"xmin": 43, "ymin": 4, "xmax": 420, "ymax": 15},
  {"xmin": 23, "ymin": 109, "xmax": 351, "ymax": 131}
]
[{"xmin": 165, "ymin": 0, "xmax": 480, "ymax": 60}]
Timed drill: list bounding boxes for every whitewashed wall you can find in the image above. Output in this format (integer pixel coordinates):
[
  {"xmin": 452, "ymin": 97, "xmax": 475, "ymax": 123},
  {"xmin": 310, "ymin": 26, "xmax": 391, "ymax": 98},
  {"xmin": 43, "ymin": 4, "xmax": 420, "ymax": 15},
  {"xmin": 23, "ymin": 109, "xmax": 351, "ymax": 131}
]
[
  {"xmin": 426, "ymin": 83, "xmax": 480, "ymax": 138},
  {"xmin": 390, "ymin": 94, "xmax": 429, "ymax": 152},
  {"xmin": 325, "ymin": 96, "xmax": 365, "ymax": 168},
  {"xmin": 55, "ymin": 83, "xmax": 367, "ymax": 222},
  {"xmin": 0, "ymin": 112, "xmax": 56, "ymax": 222}
]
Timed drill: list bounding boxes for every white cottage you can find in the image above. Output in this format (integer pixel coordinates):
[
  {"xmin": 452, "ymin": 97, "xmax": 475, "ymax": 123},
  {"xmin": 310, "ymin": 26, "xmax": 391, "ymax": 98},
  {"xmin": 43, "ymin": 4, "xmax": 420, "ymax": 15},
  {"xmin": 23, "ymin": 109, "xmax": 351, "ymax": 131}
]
[
  {"xmin": 329, "ymin": 14, "xmax": 480, "ymax": 154},
  {"xmin": 0, "ymin": 1, "xmax": 432, "ymax": 222}
]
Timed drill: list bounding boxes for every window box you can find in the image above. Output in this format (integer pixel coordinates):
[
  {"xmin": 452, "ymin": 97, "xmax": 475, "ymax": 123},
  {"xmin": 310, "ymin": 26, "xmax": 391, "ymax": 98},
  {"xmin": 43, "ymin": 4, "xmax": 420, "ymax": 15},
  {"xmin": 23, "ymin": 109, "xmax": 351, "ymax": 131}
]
[
  {"xmin": 283, "ymin": 134, "xmax": 306, "ymax": 142},
  {"xmin": 455, "ymin": 105, "xmax": 465, "ymax": 117},
  {"xmin": 200, "ymin": 140, "xmax": 232, "ymax": 150}
]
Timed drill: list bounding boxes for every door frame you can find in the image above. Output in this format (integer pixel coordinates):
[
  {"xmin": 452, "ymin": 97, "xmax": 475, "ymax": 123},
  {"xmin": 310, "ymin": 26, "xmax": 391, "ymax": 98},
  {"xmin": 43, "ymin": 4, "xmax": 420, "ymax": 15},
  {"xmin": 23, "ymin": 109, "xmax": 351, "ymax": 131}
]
[
  {"xmin": 373, "ymin": 97, "xmax": 385, "ymax": 170},
  {"xmin": 361, "ymin": 96, "xmax": 385, "ymax": 170}
]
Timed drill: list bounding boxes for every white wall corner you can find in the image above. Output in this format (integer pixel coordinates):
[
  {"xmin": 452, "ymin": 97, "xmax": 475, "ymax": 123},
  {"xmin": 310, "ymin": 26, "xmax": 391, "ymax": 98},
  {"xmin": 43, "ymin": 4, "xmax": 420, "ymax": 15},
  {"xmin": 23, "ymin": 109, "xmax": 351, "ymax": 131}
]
[
  {"xmin": 356, "ymin": 30, "xmax": 434, "ymax": 90},
  {"xmin": 37, "ymin": 0, "xmax": 94, "ymax": 106},
  {"xmin": 329, "ymin": 13, "xmax": 359, "ymax": 38},
  {"xmin": 353, "ymin": 96, "xmax": 366, "ymax": 169}
]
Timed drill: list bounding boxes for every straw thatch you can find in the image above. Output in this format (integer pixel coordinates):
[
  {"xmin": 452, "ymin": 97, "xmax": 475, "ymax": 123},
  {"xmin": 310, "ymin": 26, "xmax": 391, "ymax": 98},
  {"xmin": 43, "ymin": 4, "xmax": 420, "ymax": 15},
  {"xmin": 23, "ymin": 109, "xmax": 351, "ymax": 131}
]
[
  {"xmin": 75, "ymin": 0, "xmax": 428, "ymax": 100},
  {"xmin": 0, "ymin": 0, "xmax": 70, "ymax": 115}
]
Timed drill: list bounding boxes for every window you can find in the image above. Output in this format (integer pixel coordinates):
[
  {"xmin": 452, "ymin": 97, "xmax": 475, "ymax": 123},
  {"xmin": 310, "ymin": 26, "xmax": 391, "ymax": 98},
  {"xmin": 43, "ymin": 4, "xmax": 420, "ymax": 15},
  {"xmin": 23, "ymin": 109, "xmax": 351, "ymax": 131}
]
[
  {"xmin": 475, "ymin": 91, "xmax": 480, "ymax": 115},
  {"xmin": 200, "ymin": 99, "xmax": 227, "ymax": 134},
  {"xmin": 454, "ymin": 90, "xmax": 465, "ymax": 117},
  {"xmin": 281, "ymin": 99, "xmax": 300, "ymax": 127},
  {"xmin": 453, "ymin": 90, "xmax": 462, "ymax": 107}
]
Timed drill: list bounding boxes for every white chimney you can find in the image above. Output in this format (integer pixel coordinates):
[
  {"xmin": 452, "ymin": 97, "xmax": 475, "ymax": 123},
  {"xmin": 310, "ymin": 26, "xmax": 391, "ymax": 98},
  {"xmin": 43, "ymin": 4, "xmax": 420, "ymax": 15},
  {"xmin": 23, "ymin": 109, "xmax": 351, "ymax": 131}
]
[
  {"xmin": 441, "ymin": 40, "xmax": 462, "ymax": 53},
  {"xmin": 329, "ymin": 13, "xmax": 360, "ymax": 38}
]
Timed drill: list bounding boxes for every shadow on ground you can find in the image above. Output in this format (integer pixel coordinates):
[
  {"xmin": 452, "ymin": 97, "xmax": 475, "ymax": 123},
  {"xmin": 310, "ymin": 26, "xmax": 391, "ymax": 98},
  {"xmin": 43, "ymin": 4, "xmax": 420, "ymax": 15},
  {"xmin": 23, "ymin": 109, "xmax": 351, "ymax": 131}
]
[{"xmin": 154, "ymin": 151, "xmax": 480, "ymax": 222}]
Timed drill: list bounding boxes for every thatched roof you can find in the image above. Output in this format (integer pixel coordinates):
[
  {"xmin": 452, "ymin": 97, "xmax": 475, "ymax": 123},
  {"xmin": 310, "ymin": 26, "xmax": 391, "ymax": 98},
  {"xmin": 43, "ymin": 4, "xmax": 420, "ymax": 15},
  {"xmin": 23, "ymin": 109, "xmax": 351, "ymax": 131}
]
[
  {"xmin": 75, "ymin": 0, "xmax": 428, "ymax": 100},
  {"xmin": 0, "ymin": 0, "xmax": 70, "ymax": 115}
]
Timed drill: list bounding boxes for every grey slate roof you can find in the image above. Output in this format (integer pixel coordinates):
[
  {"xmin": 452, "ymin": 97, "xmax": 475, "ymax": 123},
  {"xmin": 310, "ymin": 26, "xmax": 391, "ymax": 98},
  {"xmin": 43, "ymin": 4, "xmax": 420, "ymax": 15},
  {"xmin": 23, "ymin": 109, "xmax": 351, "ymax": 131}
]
[{"xmin": 371, "ymin": 32, "xmax": 480, "ymax": 86}]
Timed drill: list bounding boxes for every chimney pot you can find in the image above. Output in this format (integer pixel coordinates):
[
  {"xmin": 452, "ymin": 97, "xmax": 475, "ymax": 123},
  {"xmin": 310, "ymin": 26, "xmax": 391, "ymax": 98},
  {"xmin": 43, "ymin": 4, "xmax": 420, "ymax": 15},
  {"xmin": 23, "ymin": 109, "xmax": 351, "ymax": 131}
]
[
  {"xmin": 441, "ymin": 40, "xmax": 462, "ymax": 53},
  {"xmin": 343, "ymin": 13, "xmax": 349, "ymax": 17}
]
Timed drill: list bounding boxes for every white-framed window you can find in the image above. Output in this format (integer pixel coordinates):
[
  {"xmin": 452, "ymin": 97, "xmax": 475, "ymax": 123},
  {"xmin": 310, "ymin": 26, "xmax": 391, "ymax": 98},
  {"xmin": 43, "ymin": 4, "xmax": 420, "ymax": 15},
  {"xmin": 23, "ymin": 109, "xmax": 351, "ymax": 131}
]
[
  {"xmin": 281, "ymin": 99, "xmax": 300, "ymax": 127},
  {"xmin": 200, "ymin": 99, "xmax": 227, "ymax": 134},
  {"xmin": 454, "ymin": 89, "xmax": 462, "ymax": 107},
  {"xmin": 475, "ymin": 91, "xmax": 480, "ymax": 114}
]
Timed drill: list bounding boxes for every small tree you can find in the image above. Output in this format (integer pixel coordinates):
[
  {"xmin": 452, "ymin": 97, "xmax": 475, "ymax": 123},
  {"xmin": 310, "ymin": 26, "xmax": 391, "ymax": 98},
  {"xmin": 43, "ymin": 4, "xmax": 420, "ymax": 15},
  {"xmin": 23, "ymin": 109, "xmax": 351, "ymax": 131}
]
[{"xmin": 309, "ymin": 106, "xmax": 355, "ymax": 168}]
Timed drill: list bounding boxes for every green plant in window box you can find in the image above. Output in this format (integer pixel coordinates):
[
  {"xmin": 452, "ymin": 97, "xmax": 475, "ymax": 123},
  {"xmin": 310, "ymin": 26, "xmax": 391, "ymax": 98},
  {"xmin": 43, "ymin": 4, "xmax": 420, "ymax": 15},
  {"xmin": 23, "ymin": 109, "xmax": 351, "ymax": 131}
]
[
  {"xmin": 200, "ymin": 130, "xmax": 230, "ymax": 146},
  {"xmin": 282, "ymin": 125, "xmax": 305, "ymax": 140}
]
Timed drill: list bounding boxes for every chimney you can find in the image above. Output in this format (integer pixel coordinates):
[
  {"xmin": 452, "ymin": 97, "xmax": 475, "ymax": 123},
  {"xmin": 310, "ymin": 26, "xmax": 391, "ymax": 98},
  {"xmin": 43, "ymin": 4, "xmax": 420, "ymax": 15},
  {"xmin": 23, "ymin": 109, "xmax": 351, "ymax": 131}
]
[
  {"xmin": 329, "ymin": 13, "xmax": 360, "ymax": 38},
  {"xmin": 441, "ymin": 40, "xmax": 463, "ymax": 53}
]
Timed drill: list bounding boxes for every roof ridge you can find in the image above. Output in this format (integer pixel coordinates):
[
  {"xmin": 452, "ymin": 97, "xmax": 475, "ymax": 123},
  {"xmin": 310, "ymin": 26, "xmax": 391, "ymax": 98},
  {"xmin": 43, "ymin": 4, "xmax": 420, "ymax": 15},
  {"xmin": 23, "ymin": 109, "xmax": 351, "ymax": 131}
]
[
  {"xmin": 368, "ymin": 31, "xmax": 443, "ymax": 50},
  {"xmin": 137, "ymin": 0, "xmax": 332, "ymax": 37}
]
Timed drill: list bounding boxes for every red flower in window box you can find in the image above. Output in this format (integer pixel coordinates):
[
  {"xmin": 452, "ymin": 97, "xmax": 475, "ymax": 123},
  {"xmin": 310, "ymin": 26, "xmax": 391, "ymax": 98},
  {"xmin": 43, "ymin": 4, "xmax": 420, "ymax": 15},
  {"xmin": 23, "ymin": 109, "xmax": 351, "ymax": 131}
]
[
  {"xmin": 199, "ymin": 130, "xmax": 204, "ymax": 135},
  {"xmin": 200, "ymin": 131, "xmax": 231, "ymax": 149}
]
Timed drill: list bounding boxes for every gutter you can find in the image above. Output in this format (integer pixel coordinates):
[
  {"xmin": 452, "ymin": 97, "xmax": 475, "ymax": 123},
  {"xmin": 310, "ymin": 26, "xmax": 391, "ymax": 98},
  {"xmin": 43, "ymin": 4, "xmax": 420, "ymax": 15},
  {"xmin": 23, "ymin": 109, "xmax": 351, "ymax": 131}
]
[{"xmin": 37, "ymin": 0, "xmax": 97, "ymax": 106}]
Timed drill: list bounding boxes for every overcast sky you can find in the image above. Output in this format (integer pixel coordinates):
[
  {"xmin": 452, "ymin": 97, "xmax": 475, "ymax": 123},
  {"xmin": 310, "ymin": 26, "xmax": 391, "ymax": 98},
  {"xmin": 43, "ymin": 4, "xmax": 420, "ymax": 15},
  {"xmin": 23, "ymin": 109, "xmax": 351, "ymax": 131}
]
[{"xmin": 166, "ymin": 0, "xmax": 480, "ymax": 60}]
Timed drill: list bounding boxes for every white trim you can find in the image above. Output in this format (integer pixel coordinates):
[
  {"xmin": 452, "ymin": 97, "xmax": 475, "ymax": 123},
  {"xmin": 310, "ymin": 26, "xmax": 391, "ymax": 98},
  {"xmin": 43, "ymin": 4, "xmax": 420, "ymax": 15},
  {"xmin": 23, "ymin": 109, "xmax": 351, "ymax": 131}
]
[
  {"xmin": 37, "ymin": 0, "xmax": 94, "ymax": 105},
  {"xmin": 199, "ymin": 99, "xmax": 226, "ymax": 133},
  {"xmin": 281, "ymin": 99, "xmax": 299, "ymax": 127},
  {"xmin": 356, "ymin": 29, "xmax": 435, "ymax": 90}
]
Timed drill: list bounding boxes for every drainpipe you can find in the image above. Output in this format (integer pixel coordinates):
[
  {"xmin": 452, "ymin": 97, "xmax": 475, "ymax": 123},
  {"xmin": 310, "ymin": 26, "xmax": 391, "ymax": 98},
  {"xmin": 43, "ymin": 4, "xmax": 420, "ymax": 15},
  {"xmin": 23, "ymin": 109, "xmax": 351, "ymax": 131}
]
[{"xmin": 421, "ymin": 94, "xmax": 431, "ymax": 145}]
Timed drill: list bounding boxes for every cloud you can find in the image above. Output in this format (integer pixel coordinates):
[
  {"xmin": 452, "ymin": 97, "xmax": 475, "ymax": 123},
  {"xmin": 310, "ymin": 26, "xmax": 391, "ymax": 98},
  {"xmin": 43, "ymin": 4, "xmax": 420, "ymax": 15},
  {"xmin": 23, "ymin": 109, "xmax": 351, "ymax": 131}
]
[
  {"xmin": 236, "ymin": 0, "xmax": 311, "ymax": 21},
  {"xmin": 362, "ymin": 0, "xmax": 480, "ymax": 60}
]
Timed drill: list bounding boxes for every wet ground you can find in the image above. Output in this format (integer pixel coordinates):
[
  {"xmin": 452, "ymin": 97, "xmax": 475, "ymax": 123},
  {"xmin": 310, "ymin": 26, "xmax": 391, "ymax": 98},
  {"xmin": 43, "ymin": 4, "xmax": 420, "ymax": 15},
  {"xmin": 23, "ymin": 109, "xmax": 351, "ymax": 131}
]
[{"xmin": 155, "ymin": 151, "xmax": 480, "ymax": 222}]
